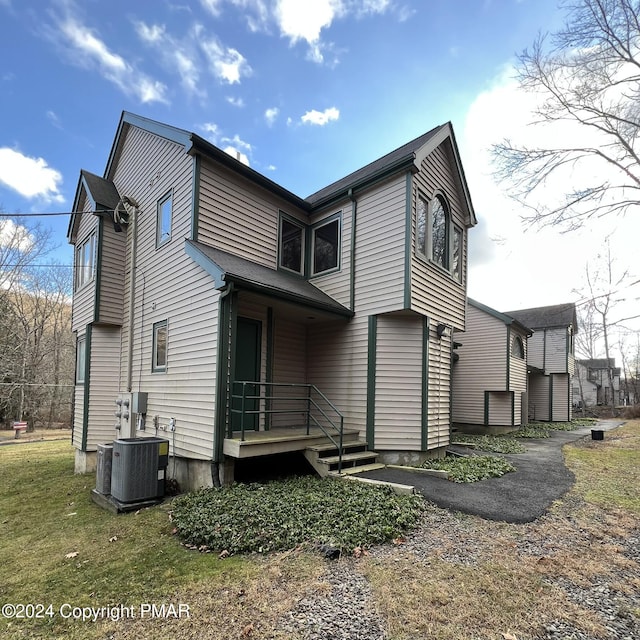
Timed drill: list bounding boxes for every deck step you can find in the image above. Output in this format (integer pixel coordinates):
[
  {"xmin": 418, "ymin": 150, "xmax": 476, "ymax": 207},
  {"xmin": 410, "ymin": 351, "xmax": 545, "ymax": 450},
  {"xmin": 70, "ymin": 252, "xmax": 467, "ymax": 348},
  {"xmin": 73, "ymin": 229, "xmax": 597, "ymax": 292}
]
[
  {"xmin": 331, "ymin": 463, "xmax": 386, "ymax": 475},
  {"xmin": 317, "ymin": 451, "xmax": 379, "ymax": 466}
]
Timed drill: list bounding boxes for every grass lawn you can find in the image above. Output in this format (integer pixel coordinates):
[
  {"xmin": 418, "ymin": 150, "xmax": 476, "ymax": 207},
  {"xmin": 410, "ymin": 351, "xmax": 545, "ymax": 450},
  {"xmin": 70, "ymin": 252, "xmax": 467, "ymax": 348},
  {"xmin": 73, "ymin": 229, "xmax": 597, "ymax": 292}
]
[{"xmin": 1, "ymin": 420, "xmax": 638, "ymax": 640}]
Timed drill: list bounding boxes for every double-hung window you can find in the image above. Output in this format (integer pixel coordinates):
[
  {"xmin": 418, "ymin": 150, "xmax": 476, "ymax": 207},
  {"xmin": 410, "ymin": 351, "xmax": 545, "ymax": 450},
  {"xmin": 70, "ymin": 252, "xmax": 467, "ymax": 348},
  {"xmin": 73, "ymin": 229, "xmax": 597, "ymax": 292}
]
[
  {"xmin": 152, "ymin": 320, "xmax": 168, "ymax": 372},
  {"xmin": 76, "ymin": 233, "xmax": 95, "ymax": 290}
]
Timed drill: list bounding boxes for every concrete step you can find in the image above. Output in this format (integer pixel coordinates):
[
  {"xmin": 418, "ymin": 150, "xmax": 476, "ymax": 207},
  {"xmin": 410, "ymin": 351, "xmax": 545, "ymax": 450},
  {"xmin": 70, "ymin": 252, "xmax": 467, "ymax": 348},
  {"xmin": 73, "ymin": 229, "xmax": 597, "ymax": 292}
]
[
  {"xmin": 331, "ymin": 463, "xmax": 386, "ymax": 475},
  {"xmin": 307, "ymin": 441, "xmax": 367, "ymax": 454},
  {"xmin": 317, "ymin": 450, "xmax": 379, "ymax": 467},
  {"xmin": 336, "ymin": 474, "xmax": 415, "ymax": 495}
]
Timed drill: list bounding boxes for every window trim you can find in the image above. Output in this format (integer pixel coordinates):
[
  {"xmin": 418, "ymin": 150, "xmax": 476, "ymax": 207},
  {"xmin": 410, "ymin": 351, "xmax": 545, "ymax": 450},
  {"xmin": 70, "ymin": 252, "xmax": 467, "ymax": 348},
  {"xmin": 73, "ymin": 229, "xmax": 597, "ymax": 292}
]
[
  {"xmin": 152, "ymin": 320, "xmax": 168, "ymax": 373},
  {"xmin": 156, "ymin": 190, "xmax": 173, "ymax": 249},
  {"xmin": 277, "ymin": 212, "xmax": 306, "ymax": 276},
  {"xmin": 76, "ymin": 336, "xmax": 86, "ymax": 384},
  {"xmin": 75, "ymin": 233, "xmax": 96, "ymax": 291},
  {"xmin": 310, "ymin": 212, "xmax": 342, "ymax": 278},
  {"xmin": 512, "ymin": 335, "xmax": 525, "ymax": 359}
]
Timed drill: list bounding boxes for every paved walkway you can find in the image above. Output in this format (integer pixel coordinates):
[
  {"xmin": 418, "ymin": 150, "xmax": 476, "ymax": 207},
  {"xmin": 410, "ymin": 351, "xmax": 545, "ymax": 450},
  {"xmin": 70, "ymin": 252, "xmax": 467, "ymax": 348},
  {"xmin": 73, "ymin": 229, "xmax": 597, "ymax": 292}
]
[{"xmin": 359, "ymin": 421, "xmax": 624, "ymax": 524}]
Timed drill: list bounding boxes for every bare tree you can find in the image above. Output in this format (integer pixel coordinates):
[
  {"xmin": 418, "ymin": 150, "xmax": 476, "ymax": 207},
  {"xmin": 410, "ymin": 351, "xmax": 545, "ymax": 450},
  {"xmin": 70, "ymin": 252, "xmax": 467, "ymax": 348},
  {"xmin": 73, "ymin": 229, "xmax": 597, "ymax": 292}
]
[{"xmin": 493, "ymin": 0, "xmax": 640, "ymax": 229}]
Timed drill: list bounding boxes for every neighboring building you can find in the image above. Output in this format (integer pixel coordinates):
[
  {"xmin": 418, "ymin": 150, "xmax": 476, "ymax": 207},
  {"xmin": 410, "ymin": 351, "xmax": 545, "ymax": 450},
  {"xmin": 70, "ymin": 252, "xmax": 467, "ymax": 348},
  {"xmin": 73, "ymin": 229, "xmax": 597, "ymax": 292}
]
[
  {"xmin": 68, "ymin": 111, "xmax": 477, "ymax": 488},
  {"xmin": 452, "ymin": 299, "xmax": 532, "ymax": 432},
  {"xmin": 573, "ymin": 358, "xmax": 621, "ymax": 407},
  {"xmin": 506, "ymin": 303, "xmax": 578, "ymax": 422}
]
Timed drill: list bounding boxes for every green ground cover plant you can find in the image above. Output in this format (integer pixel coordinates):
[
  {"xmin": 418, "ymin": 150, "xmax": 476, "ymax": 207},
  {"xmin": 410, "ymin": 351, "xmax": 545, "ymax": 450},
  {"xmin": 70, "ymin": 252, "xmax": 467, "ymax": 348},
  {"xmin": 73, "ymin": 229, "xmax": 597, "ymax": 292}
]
[
  {"xmin": 420, "ymin": 454, "xmax": 515, "ymax": 482},
  {"xmin": 170, "ymin": 476, "xmax": 424, "ymax": 555},
  {"xmin": 451, "ymin": 433, "xmax": 526, "ymax": 454}
]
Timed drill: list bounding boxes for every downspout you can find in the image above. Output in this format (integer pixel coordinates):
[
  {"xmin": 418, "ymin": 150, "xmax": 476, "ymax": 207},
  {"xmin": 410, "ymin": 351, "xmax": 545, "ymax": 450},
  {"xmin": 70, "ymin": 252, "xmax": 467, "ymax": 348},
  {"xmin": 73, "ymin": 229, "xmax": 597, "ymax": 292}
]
[{"xmin": 348, "ymin": 188, "xmax": 357, "ymax": 312}]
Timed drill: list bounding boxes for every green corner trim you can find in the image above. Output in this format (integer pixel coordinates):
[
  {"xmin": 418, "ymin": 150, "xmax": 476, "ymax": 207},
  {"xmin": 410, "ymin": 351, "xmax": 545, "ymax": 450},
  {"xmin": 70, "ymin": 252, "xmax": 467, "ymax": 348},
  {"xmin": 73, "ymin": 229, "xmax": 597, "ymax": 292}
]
[
  {"xmin": 511, "ymin": 391, "xmax": 515, "ymax": 426},
  {"xmin": 506, "ymin": 325, "xmax": 511, "ymax": 390},
  {"xmin": 421, "ymin": 318, "xmax": 429, "ymax": 450},
  {"xmin": 548, "ymin": 374, "xmax": 554, "ymax": 422},
  {"xmin": 366, "ymin": 315, "xmax": 377, "ymax": 449},
  {"xmin": 81, "ymin": 324, "xmax": 93, "ymax": 451},
  {"xmin": 484, "ymin": 390, "xmax": 489, "ymax": 427},
  {"xmin": 191, "ymin": 154, "xmax": 201, "ymax": 241},
  {"xmin": 214, "ymin": 290, "xmax": 233, "ymax": 462},
  {"xmin": 265, "ymin": 307, "xmax": 274, "ymax": 431},
  {"xmin": 404, "ymin": 171, "xmax": 413, "ymax": 310},
  {"xmin": 93, "ymin": 219, "xmax": 103, "ymax": 323}
]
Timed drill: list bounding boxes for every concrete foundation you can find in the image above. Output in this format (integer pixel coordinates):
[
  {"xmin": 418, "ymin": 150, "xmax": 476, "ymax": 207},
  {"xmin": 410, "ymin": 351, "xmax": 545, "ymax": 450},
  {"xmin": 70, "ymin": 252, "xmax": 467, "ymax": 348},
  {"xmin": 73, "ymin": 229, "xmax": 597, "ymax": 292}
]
[
  {"xmin": 376, "ymin": 446, "xmax": 447, "ymax": 466},
  {"xmin": 169, "ymin": 456, "xmax": 236, "ymax": 491},
  {"xmin": 74, "ymin": 449, "xmax": 97, "ymax": 474}
]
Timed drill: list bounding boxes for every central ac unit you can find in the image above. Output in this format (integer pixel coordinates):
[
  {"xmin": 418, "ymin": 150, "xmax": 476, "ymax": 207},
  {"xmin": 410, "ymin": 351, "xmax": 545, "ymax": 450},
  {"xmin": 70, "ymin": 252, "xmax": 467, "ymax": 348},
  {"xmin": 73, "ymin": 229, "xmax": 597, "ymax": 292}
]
[{"xmin": 110, "ymin": 437, "xmax": 169, "ymax": 503}]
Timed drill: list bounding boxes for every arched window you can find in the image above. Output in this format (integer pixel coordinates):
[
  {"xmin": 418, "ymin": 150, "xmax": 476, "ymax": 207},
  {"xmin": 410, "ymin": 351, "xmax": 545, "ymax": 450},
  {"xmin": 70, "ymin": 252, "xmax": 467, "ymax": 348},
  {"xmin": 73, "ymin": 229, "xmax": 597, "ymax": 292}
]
[{"xmin": 512, "ymin": 335, "xmax": 525, "ymax": 359}]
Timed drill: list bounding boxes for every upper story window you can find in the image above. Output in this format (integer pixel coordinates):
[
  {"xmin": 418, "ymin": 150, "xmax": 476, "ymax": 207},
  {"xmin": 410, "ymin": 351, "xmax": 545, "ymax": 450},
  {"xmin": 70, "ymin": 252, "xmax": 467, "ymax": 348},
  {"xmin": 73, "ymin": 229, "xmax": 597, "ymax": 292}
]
[
  {"xmin": 152, "ymin": 320, "xmax": 168, "ymax": 372},
  {"xmin": 311, "ymin": 217, "xmax": 340, "ymax": 276},
  {"xmin": 416, "ymin": 192, "xmax": 462, "ymax": 283},
  {"xmin": 76, "ymin": 233, "xmax": 96, "ymax": 290},
  {"xmin": 279, "ymin": 217, "xmax": 305, "ymax": 274},
  {"xmin": 512, "ymin": 335, "xmax": 525, "ymax": 359},
  {"xmin": 156, "ymin": 191, "xmax": 172, "ymax": 248}
]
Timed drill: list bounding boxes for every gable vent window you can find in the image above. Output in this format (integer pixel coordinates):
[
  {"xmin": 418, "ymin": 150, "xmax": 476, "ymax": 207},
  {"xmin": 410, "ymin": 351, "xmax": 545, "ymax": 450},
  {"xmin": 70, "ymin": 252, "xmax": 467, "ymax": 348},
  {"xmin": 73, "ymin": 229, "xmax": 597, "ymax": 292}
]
[
  {"xmin": 512, "ymin": 335, "xmax": 525, "ymax": 359},
  {"xmin": 279, "ymin": 218, "xmax": 305, "ymax": 274},
  {"xmin": 312, "ymin": 218, "xmax": 340, "ymax": 275},
  {"xmin": 156, "ymin": 191, "xmax": 172, "ymax": 248}
]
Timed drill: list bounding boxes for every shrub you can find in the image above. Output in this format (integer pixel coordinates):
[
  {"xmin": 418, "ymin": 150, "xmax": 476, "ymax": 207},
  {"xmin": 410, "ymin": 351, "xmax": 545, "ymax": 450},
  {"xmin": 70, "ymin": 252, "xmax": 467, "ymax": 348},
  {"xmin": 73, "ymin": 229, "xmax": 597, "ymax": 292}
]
[
  {"xmin": 170, "ymin": 476, "xmax": 424, "ymax": 555},
  {"xmin": 420, "ymin": 455, "xmax": 515, "ymax": 483}
]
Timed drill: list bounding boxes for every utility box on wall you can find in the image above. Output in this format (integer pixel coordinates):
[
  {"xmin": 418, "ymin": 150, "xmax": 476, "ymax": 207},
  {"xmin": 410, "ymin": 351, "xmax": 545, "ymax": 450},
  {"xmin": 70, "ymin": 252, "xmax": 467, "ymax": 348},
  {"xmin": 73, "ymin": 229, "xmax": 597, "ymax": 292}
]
[
  {"xmin": 110, "ymin": 437, "xmax": 169, "ymax": 503},
  {"xmin": 131, "ymin": 392, "xmax": 148, "ymax": 414}
]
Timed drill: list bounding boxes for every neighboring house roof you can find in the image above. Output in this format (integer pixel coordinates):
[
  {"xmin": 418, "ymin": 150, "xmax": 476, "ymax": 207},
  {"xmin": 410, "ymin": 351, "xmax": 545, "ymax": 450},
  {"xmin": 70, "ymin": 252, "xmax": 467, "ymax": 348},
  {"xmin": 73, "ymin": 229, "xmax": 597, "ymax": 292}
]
[
  {"xmin": 467, "ymin": 298, "xmax": 532, "ymax": 336},
  {"xmin": 505, "ymin": 303, "xmax": 578, "ymax": 332},
  {"xmin": 576, "ymin": 358, "xmax": 616, "ymax": 369},
  {"xmin": 185, "ymin": 240, "xmax": 354, "ymax": 318}
]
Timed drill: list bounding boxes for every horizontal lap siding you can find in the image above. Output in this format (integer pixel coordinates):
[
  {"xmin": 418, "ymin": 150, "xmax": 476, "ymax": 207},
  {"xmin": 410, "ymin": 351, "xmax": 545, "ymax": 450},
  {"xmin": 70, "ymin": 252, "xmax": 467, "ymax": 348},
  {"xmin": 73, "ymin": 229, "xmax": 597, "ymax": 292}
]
[
  {"xmin": 487, "ymin": 392, "xmax": 512, "ymax": 426},
  {"xmin": 309, "ymin": 202, "xmax": 352, "ymax": 309},
  {"xmin": 527, "ymin": 332, "xmax": 545, "ymax": 370},
  {"xmin": 552, "ymin": 374, "xmax": 571, "ymax": 421},
  {"xmin": 86, "ymin": 326, "xmax": 121, "ymax": 450},
  {"xmin": 411, "ymin": 142, "xmax": 468, "ymax": 330},
  {"xmin": 354, "ymin": 176, "xmax": 406, "ymax": 315},
  {"xmin": 112, "ymin": 127, "xmax": 218, "ymax": 460},
  {"xmin": 97, "ymin": 219, "xmax": 125, "ymax": 325},
  {"xmin": 307, "ymin": 316, "xmax": 368, "ymax": 440},
  {"xmin": 427, "ymin": 326, "xmax": 452, "ymax": 448},
  {"xmin": 72, "ymin": 386, "xmax": 84, "ymax": 448},
  {"xmin": 374, "ymin": 315, "xmax": 422, "ymax": 451},
  {"xmin": 529, "ymin": 375, "xmax": 550, "ymax": 422},
  {"xmin": 510, "ymin": 356, "xmax": 527, "ymax": 425},
  {"xmin": 546, "ymin": 328, "xmax": 568, "ymax": 373},
  {"xmin": 198, "ymin": 160, "xmax": 307, "ymax": 268},
  {"xmin": 453, "ymin": 305, "xmax": 507, "ymax": 425}
]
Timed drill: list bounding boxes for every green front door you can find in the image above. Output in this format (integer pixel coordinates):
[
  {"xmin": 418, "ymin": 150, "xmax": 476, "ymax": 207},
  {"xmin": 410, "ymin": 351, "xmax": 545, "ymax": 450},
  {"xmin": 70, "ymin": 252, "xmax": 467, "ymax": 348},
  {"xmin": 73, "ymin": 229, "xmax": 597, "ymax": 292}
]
[{"xmin": 232, "ymin": 317, "xmax": 262, "ymax": 431}]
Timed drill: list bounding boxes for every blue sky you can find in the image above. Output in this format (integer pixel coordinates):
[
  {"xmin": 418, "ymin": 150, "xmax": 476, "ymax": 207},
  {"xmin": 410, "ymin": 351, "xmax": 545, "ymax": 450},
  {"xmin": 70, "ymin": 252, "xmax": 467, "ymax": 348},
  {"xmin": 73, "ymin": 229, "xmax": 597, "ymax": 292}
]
[{"xmin": 1, "ymin": 0, "xmax": 638, "ymax": 352}]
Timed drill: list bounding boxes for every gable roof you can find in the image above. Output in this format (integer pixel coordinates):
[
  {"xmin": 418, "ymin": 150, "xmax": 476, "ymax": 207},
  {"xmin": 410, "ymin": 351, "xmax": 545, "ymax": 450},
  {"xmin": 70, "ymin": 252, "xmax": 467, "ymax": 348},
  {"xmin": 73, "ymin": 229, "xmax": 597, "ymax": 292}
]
[
  {"xmin": 505, "ymin": 303, "xmax": 578, "ymax": 332},
  {"xmin": 185, "ymin": 240, "xmax": 353, "ymax": 318},
  {"xmin": 68, "ymin": 170, "xmax": 122, "ymax": 241},
  {"xmin": 467, "ymin": 298, "xmax": 532, "ymax": 335}
]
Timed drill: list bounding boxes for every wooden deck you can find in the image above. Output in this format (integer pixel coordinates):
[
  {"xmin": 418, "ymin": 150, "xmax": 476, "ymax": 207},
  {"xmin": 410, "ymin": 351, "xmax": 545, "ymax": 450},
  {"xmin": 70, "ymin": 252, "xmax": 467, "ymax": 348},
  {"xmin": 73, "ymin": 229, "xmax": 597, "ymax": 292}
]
[{"xmin": 223, "ymin": 427, "xmax": 360, "ymax": 459}]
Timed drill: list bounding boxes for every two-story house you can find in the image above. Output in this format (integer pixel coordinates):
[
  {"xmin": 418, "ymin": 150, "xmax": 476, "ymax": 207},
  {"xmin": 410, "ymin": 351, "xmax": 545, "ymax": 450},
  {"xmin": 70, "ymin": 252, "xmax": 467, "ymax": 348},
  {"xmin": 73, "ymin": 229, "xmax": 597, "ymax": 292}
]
[
  {"xmin": 68, "ymin": 111, "xmax": 477, "ymax": 489},
  {"xmin": 505, "ymin": 303, "xmax": 578, "ymax": 422},
  {"xmin": 573, "ymin": 358, "xmax": 621, "ymax": 408},
  {"xmin": 452, "ymin": 299, "xmax": 532, "ymax": 432}
]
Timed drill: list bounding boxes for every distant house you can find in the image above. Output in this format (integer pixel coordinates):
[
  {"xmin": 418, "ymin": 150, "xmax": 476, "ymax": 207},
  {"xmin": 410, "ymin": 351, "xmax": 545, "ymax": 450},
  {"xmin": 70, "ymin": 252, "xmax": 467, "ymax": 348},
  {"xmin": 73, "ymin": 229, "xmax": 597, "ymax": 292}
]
[
  {"xmin": 506, "ymin": 303, "xmax": 578, "ymax": 422},
  {"xmin": 452, "ymin": 299, "xmax": 532, "ymax": 432},
  {"xmin": 68, "ymin": 111, "xmax": 477, "ymax": 488},
  {"xmin": 573, "ymin": 358, "xmax": 621, "ymax": 407}
]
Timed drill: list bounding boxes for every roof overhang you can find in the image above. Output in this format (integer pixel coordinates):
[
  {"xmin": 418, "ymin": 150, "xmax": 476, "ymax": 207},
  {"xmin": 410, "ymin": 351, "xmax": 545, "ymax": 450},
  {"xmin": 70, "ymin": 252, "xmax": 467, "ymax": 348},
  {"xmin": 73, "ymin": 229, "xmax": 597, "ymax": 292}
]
[{"xmin": 185, "ymin": 240, "xmax": 354, "ymax": 318}]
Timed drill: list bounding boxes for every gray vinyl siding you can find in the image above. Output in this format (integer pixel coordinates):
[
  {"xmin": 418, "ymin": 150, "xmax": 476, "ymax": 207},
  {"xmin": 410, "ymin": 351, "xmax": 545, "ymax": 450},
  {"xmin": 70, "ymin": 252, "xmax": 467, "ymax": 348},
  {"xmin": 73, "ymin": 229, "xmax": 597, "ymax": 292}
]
[
  {"xmin": 374, "ymin": 314, "xmax": 423, "ymax": 451},
  {"xmin": 527, "ymin": 331, "xmax": 545, "ymax": 370},
  {"xmin": 197, "ymin": 159, "xmax": 307, "ymax": 268},
  {"xmin": 353, "ymin": 175, "xmax": 406, "ymax": 315},
  {"xmin": 111, "ymin": 125, "xmax": 219, "ymax": 460},
  {"xmin": 71, "ymin": 196, "xmax": 98, "ymax": 333},
  {"xmin": 510, "ymin": 354, "xmax": 527, "ymax": 425},
  {"xmin": 551, "ymin": 373, "xmax": 571, "ymax": 421},
  {"xmin": 308, "ymin": 202, "xmax": 352, "ymax": 309},
  {"xmin": 85, "ymin": 326, "xmax": 121, "ymax": 450},
  {"xmin": 529, "ymin": 375, "xmax": 550, "ymax": 421},
  {"xmin": 96, "ymin": 218, "xmax": 125, "ymax": 325},
  {"xmin": 545, "ymin": 328, "xmax": 569, "ymax": 373},
  {"xmin": 487, "ymin": 392, "xmax": 513, "ymax": 426},
  {"xmin": 452, "ymin": 304, "xmax": 507, "ymax": 426},
  {"xmin": 411, "ymin": 141, "xmax": 468, "ymax": 330},
  {"xmin": 427, "ymin": 324, "xmax": 451, "ymax": 448}
]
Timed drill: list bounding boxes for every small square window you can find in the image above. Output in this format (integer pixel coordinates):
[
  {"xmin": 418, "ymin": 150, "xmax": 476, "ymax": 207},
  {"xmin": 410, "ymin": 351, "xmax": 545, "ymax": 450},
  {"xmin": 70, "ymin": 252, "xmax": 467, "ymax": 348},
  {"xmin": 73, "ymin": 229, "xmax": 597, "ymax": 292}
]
[
  {"xmin": 76, "ymin": 336, "xmax": 86, "ymax": 384},
  {"xmin": 312, "ymin": 217, "xmax": 340, "ymax": 275},
  {"xmin": 279, "ymin": 217, "xmax": 304, "ymax": 274},
  {"xmin": 152, "ymin": 320, "xmax": 168, "ymax": 372},
  {"xmin": 157, "ymin": 192, "xmax": 172, "ymax": 247}
]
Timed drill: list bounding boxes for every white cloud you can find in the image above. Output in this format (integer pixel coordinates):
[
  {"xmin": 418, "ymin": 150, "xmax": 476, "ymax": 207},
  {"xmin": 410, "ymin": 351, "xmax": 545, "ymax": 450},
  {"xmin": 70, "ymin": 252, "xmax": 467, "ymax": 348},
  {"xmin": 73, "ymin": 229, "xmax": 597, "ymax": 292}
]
[
  {"xmin": 222, "ymin": 134, "xmax": 252, "ymax": 154},
  {"xmin": 264, "ymin": 107, "xmax": 279, "ymax": 126},
  {"xmin": 200, "ymin": 0, "xmax": 224, "ymax": 15},
  {"xmin": 223, "ymin": 146, "xmax": 250, "ymax": 166},
  {"xmin": 226, "ymin": 96, "xmax": 245, "ymax": 107},
  {"xmin": 46, "ymin": 110, "xmax": 62, "ymax": 129},
  {"xmin": 301, "ymin": 107, "xmax": 340, "ymax": 125},
  {"xmin": 200, "ymin": 122, "xmax": 221, "ymax": 143},
  {"xmin": 199, "ymin": 34, "xmax": 252, "ymax": 84},
  {"xmin": 0, "ymin": 148, "xmax": 64, "ymax": 203},
  {"xmin": 50, "ymin": 5, "xmax": 168, "ymax": 104},
  {"xmin": 0, "ymin": 219, "xmax": 33, "ymax": 252}
]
